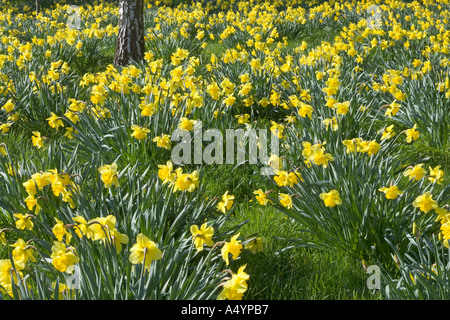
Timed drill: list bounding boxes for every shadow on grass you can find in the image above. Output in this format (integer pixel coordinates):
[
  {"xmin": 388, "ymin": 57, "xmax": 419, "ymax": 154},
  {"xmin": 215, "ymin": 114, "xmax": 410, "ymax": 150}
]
[
  {"xmin": 238, "ymin": 241, "xmax": 379, "ymax": 300},
  {"xmin": 226, "ymin": 203, "xmax": 380, "ymax": 300}
]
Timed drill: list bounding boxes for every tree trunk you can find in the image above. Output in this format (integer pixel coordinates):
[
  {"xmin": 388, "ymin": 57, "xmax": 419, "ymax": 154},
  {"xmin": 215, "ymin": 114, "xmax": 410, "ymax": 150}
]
[
  {"xmin": 114, "ymin": 0, "xmax": 145, "ymax": 67},
  {"xmin": 36, "ymin": 0, "xmax": 40, "ymax": 15}
]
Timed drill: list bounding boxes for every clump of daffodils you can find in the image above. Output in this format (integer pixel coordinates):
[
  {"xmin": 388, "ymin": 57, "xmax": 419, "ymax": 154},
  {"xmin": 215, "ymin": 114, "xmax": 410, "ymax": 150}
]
[
  {"xmin": 22, "ymin": 169, "xmax": 79, "ymax": 213},
  {"xmin": 157, "ymin": 160, "xmax": 199, "ymax": 193}
]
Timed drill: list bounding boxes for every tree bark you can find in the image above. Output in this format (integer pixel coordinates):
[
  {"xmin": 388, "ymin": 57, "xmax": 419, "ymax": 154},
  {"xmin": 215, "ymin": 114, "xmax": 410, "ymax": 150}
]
[
  {"xmin": 114, "ymin": 0, "xmax": 145, "ymax": 67},
  {"xmin": 36, "ymin": 0, "xmax": 40, "ymax": 15}
]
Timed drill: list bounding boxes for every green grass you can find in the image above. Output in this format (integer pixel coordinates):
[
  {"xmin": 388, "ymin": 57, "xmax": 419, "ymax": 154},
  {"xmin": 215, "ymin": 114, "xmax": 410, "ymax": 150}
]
[
  {"xmin": 226, "ymin": 203, "xmax": 380, "ymax": 300},
  {"xmin": 202, "ymin": 41, "xmax": 225, "ymax": 58},
  {"xmin": 71, "ymin": 46, "xmax": 116, "ymax": 76},
  {"xmin": 288, "ymin": 27, "xmax": 341, "ymax": 49}
]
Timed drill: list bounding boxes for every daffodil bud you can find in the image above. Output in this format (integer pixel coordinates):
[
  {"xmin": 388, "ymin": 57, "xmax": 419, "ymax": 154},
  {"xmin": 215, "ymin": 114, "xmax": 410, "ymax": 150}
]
[
  {"xmin": 393, "ymin": 254, "xmax": 400, "ymax": 267},
  {"xmin": 413, "ymin": 222, "xmax": 421, "ymax": 240},
  {"xmin": 361, "ymin": 259, "xmax": 368, "ymax": 272}
]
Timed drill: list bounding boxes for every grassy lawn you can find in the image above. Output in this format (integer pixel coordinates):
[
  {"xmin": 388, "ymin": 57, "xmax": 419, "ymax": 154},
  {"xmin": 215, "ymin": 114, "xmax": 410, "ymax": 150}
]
[{"xmin": 228, "ymin": 203, "xmax": 380, "ymax": 300}]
